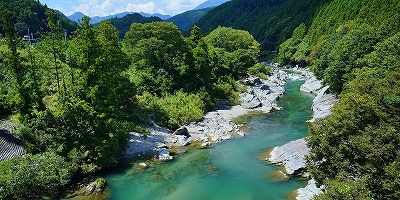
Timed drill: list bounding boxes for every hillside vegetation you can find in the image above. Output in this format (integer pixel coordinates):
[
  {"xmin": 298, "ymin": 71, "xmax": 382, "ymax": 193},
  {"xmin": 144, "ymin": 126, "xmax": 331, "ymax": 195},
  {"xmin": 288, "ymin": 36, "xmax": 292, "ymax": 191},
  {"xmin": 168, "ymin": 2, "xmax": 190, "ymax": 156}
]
[
  {"xmin": 278, "ymin": 0, "xmax": 400, "ymax": 199},
  {"xmin": 0, "ymin": 0, "xmax": 77, "ymax": 36},
  {"xmin": 0, "ymin": 2, "xmax": 262, "ymax": 195},
  {"xmin": 196, "ymin": 0, "xmax": 330, "ymax": 52},
  {"xmin": 96, "ymin": 13, "xmax": 162, "ymax": 38},
  {"xmin": 167, "ymin": 7, "xmax": 213, "ymax": 31}
]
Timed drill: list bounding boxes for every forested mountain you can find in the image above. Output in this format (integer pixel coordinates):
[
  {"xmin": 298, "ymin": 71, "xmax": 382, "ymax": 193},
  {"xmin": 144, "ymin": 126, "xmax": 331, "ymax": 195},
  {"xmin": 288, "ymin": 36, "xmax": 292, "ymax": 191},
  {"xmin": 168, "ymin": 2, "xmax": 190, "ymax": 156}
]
[
  {"xmin": 196, "ymin": 0, "xmax": 330, "ymax": 52},
  {"xmin": 194, "ymin": 0, "xmax": 229, "ymax": 10},
  {"xmin": 67, "ymin": 11, "xmax": 85, "ymax": 22},
  {"xmin": 68, "ymin": 11, "xmax": 171, "ymax": 24},
  {"xmin": 95, "ymin": 13, "xmax": 163, "ymax": 38},
  {"xmin": 0, "ymin": 0, "xmax": 78, "ymax": 35},
  {"xmin": 167, "ymin": 7, "xmax": 213, "ymax": 31},
  {"xmin": 0, "ymin": 0, "xmax": 78, "ymax": 36},
  {"xmin": 278, "ymin": 0, "xmax": 400, "ymax": 199}
]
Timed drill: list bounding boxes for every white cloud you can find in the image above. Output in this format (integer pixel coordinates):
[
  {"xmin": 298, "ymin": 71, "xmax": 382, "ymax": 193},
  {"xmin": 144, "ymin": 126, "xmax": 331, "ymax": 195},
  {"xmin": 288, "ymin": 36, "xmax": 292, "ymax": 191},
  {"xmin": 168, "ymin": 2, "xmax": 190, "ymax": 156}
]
[
  {"xmin": 73, "ymin": 0, "xmax": 124, "ymax": 16},
  {"xmin": 126, "ymin": 2, "xmax": 156, "ymax": 13}
]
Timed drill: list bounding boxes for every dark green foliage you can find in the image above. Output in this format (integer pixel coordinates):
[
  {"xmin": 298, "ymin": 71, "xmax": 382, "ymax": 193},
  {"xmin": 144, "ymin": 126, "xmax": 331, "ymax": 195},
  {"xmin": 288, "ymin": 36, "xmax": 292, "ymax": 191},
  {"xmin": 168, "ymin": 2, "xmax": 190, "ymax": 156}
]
[
  {"xmin": 247, "ymin": 63, "xmax": 272, "ymax": 80},
  {"xmin": 279, "ymin": 0, "xmax": 400, "ymax": 94},
  {"xmin": 0, "ymin": 0, "xmax": 77, "ymax": 36},
  {"xmin": 196, "ymin": 0, "xmax": 330, "ymax": 51},
  {"xmin": 167, "ymin": 7, "xmax": 213, "ymax": 31},
  {"xmin": 98, "ymin": 13, "xmax": 162, "ymax": 39},
  {"xmin": 276, "ymin": 1, "xmax": 400, "ymax": 198},
  {"xmin": 122, "ymin": 23, "xmax": 260, "ymax": 128},
  {"xmin": 123, "ymin": 22, "xmax": 189, "ymax": 95},
  {"xmin": 307, "ymin": 68, "xmax": 400, "ymax": 199},
  {"xmin": 204, "ymin": 26, "xmax": 260, "ymax": 79},
  {"xmin": 0, "ymin": 152, "xmax": 76, "ymax": 199},
  {"xmin": 138, "ymin": 91, "xmax": 205, "ymax": 130}
]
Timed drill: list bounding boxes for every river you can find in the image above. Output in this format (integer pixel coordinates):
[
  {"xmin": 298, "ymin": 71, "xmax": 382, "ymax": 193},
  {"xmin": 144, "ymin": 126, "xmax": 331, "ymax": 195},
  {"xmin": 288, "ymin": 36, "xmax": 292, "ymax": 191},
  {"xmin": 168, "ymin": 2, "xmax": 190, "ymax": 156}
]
[{"xmin": 103, "ymin": 80, "xmax": 314, "ymax": 200}]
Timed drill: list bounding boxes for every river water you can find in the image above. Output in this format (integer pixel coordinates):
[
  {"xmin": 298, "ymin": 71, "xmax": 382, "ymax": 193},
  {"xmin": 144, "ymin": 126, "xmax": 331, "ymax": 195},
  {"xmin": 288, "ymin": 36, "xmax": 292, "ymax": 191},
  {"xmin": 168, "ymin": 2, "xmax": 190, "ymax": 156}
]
[{"xmin": 104, "ymin": 80, "xmax": 314, "ymax": 200}]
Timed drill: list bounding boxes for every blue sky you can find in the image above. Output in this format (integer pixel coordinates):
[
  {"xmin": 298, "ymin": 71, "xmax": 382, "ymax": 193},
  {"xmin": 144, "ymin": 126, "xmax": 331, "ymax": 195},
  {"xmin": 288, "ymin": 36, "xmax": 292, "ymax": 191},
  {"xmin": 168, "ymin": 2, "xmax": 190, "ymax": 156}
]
[{"xmin": 40, "ymin": 0, "xmax": 208, "ymax": 17}]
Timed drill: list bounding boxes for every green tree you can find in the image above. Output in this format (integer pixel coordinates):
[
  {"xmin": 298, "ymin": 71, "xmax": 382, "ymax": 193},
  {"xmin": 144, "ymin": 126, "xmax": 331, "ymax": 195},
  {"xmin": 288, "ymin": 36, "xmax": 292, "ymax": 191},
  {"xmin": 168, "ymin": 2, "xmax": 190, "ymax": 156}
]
[
  {"xmin": 123, "ymin": 22, "xmax": 189, "ymax": 95},
  {"xmin": 307, "ymin": 68, "xmax": 400, "ymax": 199},
  {"xmin": 42, "ymin": 10, "xmax": 65, "ymax": 93},
  {"xmin": 1, "ymin": 10, "xmax": 30, "ymax": 116},
  {"xmin": 0, "ymin": 152, "xmax": 76, "ymax": 199},
  {"xmin": 204, "ymin": 26, "xmax": 260, "ymax": 79}
]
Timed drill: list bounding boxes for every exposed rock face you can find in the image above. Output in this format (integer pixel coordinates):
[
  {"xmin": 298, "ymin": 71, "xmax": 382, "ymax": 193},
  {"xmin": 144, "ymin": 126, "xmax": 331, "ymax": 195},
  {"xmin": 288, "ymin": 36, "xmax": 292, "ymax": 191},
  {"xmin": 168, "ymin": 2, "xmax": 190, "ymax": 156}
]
[
  {"xmin": 297, "ymin": 179, "xmax": 322, "ymax": 200},
  {"xmin": 239, "ymin": 91, "xmax": 262, "ymax": 109},
  {"xmin": 268, "ymin": 138, "xmax": 309, "ymax": 175},
  {"xmin": 173, "ymin": 127, "xmax": 190, "ymax": 137},
  {"xmin": 308, "ymin": 86, "xmax": 337, "ymax": 123},
  {"xmin": 299, "ymin": 69, "xmax": 323, "ymax": 94}
]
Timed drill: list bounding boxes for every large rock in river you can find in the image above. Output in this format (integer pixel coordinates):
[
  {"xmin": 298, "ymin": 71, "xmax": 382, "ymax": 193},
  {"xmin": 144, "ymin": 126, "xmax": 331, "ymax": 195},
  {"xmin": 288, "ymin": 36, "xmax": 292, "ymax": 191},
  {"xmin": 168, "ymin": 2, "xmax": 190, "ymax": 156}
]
[{"xmin": 267, "ymin": 138, "xmax": 309, "ymax": 175}]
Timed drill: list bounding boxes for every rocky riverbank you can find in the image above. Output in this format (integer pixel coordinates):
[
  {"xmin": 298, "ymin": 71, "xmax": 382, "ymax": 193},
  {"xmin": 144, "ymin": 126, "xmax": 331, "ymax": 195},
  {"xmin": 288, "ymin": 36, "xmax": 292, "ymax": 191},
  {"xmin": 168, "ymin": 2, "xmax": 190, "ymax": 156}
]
[
  {"xmin": 122, "ymin": 68, "xmax": 302, "ymax": 161},
  {"xmin": 264, "ymin": 67, "xmax": 336, "ymax": 199}
]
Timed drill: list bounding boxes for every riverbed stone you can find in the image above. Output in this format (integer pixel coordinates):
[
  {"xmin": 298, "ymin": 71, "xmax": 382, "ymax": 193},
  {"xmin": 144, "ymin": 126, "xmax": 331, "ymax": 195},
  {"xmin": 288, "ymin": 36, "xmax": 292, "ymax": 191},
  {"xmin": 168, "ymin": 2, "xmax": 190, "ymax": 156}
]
[
  {"xmin": 296, "ymin": 179, "xmax": 322, "ymax": 200},
  {"xmin": 244, "ymin": 77, "xmax": 262, "ymax": 86},
  {"xmin": 240, "ymin": 92, "xmax": 262, "ymax": 109},
  {"xmin": 174, "ymin": 127, "xmax": 190, "ymax": 137},
  {"xmin": 268, "ymin": 138, "xmax": 309, "ymax": 175},
  {"xmin": 158, "ymin": 149, "xmax": 173, "ymax": 161}
]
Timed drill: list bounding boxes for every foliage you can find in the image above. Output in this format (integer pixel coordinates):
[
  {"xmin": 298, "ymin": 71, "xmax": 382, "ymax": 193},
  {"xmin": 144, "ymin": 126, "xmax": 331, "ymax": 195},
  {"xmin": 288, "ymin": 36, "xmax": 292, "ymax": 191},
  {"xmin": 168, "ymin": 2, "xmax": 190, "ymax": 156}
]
[
  {"xmin": 196, "ymin": 0, "xmax": 330, "ymax": 52},
  {"xmin": 0, "ymin": 6, "xmax": 263, "ymax": 198},
  {"xmin": 247, "ymin": 63, "xmax": 272, "ymax": 80},
  {"xmin": 96, "ymin": 13, "xmax": 162, "ymax": 39},
  {"xmin": 123, "ymin": 22, "xmax": 189, "ymax": 95},
  {"xmin": 204, "ymin": 26, "xmax": 260, "ymax": 79},
  {"xmin": 138, "ymin": 91, "xmax": 205, "ymax": 130},
  {"xmin": 278, "ymin": 0, "xmax": 400, "ymax": 94},
  {"xmin": 274, "ymin": 1, "xmax": 400, "ymax": 198},
  {"xmin": 167, "ymin": 7, "xmax": 213, "ymax": 31},
  {"xmin": 0, "ymin": 152, "xmax": 77, "ymax": 199},
  {"xmin": 0, "ymin": 0, "xmax": 77, "ymax": 36},
  {"xmin": 307, "ymin": 68, "xmax": 400, "ymax": 199}
]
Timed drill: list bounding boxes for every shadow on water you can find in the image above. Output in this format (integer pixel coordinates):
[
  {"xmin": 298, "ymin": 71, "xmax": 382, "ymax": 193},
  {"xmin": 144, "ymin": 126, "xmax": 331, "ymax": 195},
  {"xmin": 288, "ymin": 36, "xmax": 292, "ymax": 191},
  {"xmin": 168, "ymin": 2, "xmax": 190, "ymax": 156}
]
[{"xmin": 104, "ymin": 80, "xmax": 314, "ymax": 200}]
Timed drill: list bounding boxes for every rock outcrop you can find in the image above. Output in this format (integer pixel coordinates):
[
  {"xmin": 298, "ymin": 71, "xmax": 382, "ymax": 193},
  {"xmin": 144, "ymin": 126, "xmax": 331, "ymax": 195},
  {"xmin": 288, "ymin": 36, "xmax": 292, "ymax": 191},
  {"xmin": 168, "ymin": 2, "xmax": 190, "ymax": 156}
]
[
  {"xmin": 297, "ymin": 179, "xmax": 322, "ymax": 200},
  {"xmin": 308, "ymin": 86, "xmax": 336, "ymax": 123},
  {"xmin": 268, "ymin": 138, "xmax": 309, "ymax": 175}
]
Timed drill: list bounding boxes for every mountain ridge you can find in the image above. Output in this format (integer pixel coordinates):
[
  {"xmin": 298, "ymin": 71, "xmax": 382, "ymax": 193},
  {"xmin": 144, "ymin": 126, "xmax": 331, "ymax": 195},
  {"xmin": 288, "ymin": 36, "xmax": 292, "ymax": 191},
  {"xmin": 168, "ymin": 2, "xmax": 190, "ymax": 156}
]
[{"xmin": 67, "ymin": 11, "xmax": 171, "ymax": 23}]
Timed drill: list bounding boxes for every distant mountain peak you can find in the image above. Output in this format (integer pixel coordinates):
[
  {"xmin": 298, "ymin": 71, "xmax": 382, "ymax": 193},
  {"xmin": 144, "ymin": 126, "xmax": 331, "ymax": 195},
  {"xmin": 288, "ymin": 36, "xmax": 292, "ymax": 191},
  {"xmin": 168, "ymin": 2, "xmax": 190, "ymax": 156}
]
[
  {"xmin": 194, "ymin": 0, "xmax": 230, "ymax": 10},
  {"xmin": 67, "ymin": 12, "xmax": 171, "ymax": 23}
]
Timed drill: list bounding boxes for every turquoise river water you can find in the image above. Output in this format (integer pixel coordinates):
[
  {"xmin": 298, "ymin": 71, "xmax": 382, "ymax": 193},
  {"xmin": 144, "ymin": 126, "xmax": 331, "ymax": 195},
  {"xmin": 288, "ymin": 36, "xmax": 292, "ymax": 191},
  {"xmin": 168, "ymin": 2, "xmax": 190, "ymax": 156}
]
[{"xmin": 104, "ymin": 80, "xmax": 314, "ymax": 200}]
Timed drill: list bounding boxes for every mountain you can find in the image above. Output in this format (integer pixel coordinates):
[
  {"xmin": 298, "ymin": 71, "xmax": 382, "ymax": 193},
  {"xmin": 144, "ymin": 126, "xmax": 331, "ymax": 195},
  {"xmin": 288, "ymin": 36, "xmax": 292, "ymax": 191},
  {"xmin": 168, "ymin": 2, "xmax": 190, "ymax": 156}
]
[
  {"xmin": 67, "ymin": 11, "xmax": 85, "ymax": 22},
  {"xmin": 196, "ymin": 0, "xmax": 330, "ymax": 52},
  {"xmin": 0, "ymin": 0, "xmax": 78, "ymax": 35},
  {"xmin": 194, "ymin": 0, "xmax": 229, "ymax": 10},
  {"xmin": 167, "ymin": 7, "xmax": 213, "ymax": 31},
  {"xmin": 95, "ymin": 13, "xmax": 163, "ymax": 39},
  {"xmin": 68, "ymin": 12, "xmax": 171, "ymax": 23},
  {"xmin": 139, "ymin": 12, "xmax": 171, "ymax": 20}
]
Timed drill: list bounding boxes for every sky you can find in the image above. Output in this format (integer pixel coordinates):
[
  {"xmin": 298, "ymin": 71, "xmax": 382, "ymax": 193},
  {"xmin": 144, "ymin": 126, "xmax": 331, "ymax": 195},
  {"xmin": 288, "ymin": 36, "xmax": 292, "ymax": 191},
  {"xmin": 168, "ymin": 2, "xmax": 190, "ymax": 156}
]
[{"xmin": 40, "ymin": 0, "xmax": 208, "ymax": 17}]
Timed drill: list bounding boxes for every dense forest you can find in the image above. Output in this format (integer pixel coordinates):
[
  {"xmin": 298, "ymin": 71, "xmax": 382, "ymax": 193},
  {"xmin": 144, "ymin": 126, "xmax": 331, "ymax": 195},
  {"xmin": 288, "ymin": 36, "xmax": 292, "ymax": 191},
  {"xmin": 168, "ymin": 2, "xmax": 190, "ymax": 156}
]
[
  {"xmin": 94, "ymin": 13, "xmax": 163, "ymax": 39},
  {"xmin": 195, "ymin": 0, "xmax": 330, "ymax": 54},
  {"xmin": 0, "ymin": 0, "xmax": 77, "ymax": 36},
  {"xmin": 0, "ymin": 1, "xmax": 262, "ymax": 196},
  {"xmin": 167, "ymin": 7, "xmax": 213, "ymax": 31},
  {"xmin": 278, "ymin": 0, "xmax": 400, "ymax": 199}
]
